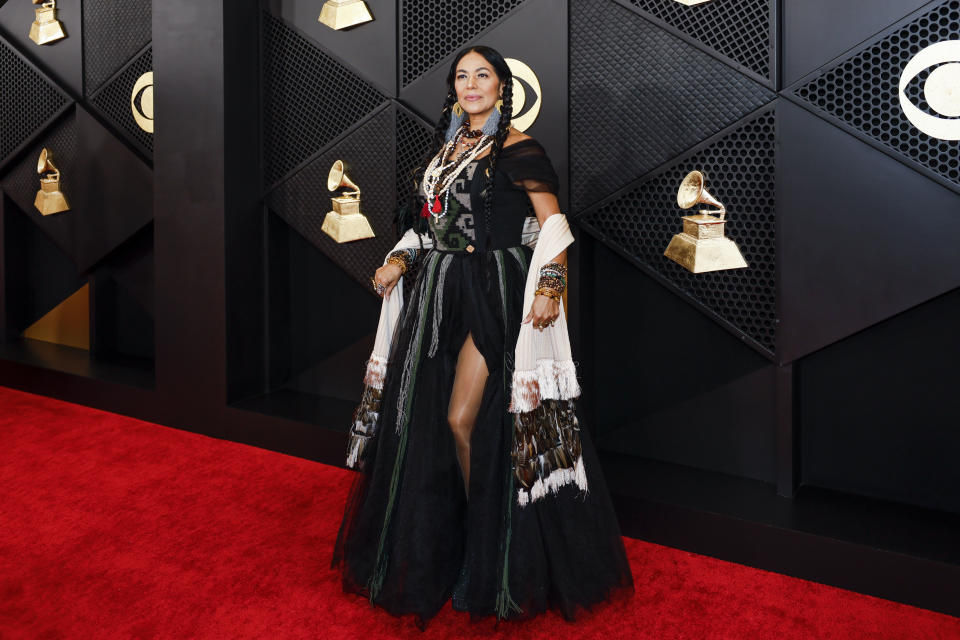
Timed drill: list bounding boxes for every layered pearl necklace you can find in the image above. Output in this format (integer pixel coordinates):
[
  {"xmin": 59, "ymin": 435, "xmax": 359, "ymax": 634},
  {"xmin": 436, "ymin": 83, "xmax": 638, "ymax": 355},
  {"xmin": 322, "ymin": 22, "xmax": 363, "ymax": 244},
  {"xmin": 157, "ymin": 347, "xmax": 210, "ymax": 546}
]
[{"xmin": 421, "ymin": 123, "xmax": 493, "ymax": 221}]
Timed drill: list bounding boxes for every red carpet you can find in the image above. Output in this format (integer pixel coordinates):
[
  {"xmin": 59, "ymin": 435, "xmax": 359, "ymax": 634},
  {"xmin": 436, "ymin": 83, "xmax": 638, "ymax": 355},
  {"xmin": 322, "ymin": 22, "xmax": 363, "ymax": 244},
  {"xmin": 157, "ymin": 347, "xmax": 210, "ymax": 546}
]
[{"xmin": 0, "ymin": 386, "xmax": 958, "ymax": 639}]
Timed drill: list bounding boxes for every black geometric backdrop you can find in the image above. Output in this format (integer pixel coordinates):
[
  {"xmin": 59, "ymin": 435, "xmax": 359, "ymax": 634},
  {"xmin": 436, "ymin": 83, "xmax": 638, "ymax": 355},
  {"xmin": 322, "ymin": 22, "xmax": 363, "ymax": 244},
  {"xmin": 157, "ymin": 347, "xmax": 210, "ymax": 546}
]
[{"xmin": 0, "ymin": 1, "xmax": 154, "ymax": 364}]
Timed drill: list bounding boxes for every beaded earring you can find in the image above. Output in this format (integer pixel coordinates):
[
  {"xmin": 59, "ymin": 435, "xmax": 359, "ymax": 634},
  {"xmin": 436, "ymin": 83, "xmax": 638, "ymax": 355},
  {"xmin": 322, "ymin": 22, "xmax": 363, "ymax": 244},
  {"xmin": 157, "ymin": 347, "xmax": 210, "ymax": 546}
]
[
  {"xmin": 445, "ymin": 108, "xmax": 466, "ymax": 142},
  {"xmin": 481, "ymin": 106, "xmax": 501, "ymax": 137}
]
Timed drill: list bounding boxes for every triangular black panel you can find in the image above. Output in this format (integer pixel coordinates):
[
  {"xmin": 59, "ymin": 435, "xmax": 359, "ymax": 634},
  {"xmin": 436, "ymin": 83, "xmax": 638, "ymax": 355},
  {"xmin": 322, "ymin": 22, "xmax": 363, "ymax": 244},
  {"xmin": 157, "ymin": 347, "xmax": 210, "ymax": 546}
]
[
  {"xmin": 82, "ymin": 0, "xmax": 151, "ymax": 95},
  {"xmin": 580, "ymin": 108, "xmax": 777, "ymax": 355},
  {"xmin": 778, "ymin": 100, "xmax": 960, "ymax": 363},
  {"xmin": 570, "ymin": 0, "xmax": 774, "ymax": 213},
  {"xmin": 88, "ymin": 46, "xmax": 153, "ymax": 158},
  {"xmin": 2, "ymin": 195, "xmax": 85, "ymax": 333},
  {"xmin": 0, "ymin": 111, "xmax": 77, "ymax": 263},
  {"xmin": 400, "ymin": 0, "xmax": 525, "ymax": 87},
  {"xmin": 262, "ymin": 10, "xmax": 388, "ymax": 190},
  {"xmin": 0, "ymin": 105, "xmax": 153, "ymax": 272},
  {"xmin": 395, "ymin": 104, "xmax": 434, "ymax": 221},
  {"xmin": 625, "ymin": 0, "xmax": 773, "ymax": 80},
  {"xmin": 266, "ymin": 106, "xmax": 395, "ymax": 292},
  {"xmin": 0, "ymin": 34, "xmax": 70, "ymax": 165},
  {"xmin": 95, "ymin": 223, "xmax": 154, "ymax": 316},
  {"xmin": 782, "ymin": 0, "xmax": 931, "ymax": 86},
  {"xmin": 266, "ymin": 0, "xmax": 397, "ymax": 96},
  {"xmin": 0, "ymin": 0, "xmax": 84, "ymax": 96},
  {"xmin": 788, "ymin": 0, "xmax": 960, "ymax": 194}
]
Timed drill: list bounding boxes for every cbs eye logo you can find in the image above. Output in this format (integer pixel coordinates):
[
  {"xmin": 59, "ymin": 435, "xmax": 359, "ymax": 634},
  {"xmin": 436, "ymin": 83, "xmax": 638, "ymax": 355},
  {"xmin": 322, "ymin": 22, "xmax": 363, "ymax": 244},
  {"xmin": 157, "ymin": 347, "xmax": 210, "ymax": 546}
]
[
  {"xmin": 899, "ymin": 40, "xmax": 960, "ymax": 140},
  {"xmin": 505, "ymin": 58, "xmax": 542, "ymax": 132},
  {"xmin": 131, "ymin": 71, "xmax": 154, "ymax": 134}
]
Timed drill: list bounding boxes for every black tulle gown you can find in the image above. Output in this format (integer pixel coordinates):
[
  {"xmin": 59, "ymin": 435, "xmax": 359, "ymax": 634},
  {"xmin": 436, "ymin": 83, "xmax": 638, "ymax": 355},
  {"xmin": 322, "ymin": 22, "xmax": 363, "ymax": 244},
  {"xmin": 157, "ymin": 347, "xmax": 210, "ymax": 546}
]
[{"xmin": 332, "ymin": 139, "xmax": 634, "ymax": 628}]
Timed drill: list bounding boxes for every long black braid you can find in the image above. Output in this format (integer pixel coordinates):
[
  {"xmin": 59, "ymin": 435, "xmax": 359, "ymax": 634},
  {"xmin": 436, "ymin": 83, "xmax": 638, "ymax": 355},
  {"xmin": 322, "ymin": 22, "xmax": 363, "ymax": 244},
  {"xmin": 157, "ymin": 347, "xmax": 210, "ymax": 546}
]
[{"xmin": 480, "ymin": 76, "xmax": 513, "ymax": 242}]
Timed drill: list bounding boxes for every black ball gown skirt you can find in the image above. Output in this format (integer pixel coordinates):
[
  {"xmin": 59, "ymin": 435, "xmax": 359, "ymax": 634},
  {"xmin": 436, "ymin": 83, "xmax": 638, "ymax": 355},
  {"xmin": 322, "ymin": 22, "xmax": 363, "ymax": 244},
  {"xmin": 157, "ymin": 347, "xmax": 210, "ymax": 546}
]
[{"xmin": 332, "ymin": 244, "xmax": 634, "ymax": 629}]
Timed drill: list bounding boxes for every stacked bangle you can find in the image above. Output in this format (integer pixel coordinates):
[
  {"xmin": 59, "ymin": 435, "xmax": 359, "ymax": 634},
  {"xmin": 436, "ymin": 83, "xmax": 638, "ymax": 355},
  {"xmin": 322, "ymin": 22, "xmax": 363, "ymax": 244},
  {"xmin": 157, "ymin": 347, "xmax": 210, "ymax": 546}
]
[
  {"xmin": 386, "ymin": 248, "xmax": 419, "ymax": 275},
  {"xmin": 535, "ymin": 261, "xmax": 567, "ymax": 301},
  {"xmin": 534, "ymin": 287, "xmax": 562, "ymax": 301}
]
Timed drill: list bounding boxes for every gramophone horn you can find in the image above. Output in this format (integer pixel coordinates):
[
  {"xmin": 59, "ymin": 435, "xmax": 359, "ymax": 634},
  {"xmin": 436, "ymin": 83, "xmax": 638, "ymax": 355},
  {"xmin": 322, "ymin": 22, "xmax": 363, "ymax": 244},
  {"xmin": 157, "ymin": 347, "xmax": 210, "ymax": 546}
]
[
  {"xmin": 37, "ymin": 147, "xmax": 60, "ymax": 178},
  {"xmin": 327, "ymin": 159, "xmax": 360, "ymax": 195},
  {"xmin": 677, "ymin": 170, "xmax": 725, "ymax": 219}
]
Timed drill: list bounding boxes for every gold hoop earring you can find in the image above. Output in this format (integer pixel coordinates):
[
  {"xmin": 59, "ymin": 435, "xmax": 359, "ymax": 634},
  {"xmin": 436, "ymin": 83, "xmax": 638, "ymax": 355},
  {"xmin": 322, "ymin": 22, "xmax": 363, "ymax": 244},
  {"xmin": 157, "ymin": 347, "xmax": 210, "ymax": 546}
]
[
  {"xmin": 495, "ymin": 99, "xmax": 503, "ymax": 113},
  {"xmin": 452, "ymin": 102, "xmax": 464, "ymax": 117}
]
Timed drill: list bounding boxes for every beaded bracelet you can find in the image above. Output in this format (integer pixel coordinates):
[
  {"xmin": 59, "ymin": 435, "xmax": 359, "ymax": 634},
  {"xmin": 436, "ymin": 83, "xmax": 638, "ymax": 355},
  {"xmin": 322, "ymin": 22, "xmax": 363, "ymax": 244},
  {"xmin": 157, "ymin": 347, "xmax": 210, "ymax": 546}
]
[
  {"xmin": 537, "ymin": 261, "xmax": 567, "ymax": 296},
  {"xmin": 386, "ymin": 248, "xmax": 419, "ymax": 275},
  {"xmin": 534, "ymin": 287, "xmax": 562, "ymax": 301}
]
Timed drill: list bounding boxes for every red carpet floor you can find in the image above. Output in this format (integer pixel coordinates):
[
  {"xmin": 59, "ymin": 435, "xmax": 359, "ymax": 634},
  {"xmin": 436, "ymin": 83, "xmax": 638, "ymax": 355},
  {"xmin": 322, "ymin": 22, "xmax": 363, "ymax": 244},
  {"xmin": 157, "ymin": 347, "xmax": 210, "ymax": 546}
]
[{"xmin": 1, "ymin": 386, "xmax": 959, "ymax": 639}]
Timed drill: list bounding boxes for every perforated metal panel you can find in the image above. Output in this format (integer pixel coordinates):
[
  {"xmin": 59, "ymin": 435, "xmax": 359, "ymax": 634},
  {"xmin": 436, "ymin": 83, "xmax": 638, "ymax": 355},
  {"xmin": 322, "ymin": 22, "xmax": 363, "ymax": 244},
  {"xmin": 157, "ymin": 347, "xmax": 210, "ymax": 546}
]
[
  {"xmin": 627, "ymin": 0, "xmax": 772, "ymax": 79},
  {"xmin": 266, "ymin": 106, "xmax": 395, "ymax": 293},
  {"xmin": 0, "ymin": 37, "xmax": 70, "ymax": 164},
  {"xmin": 400, "ymin": 0, "xmax": 525, "ymax": 87},
  {"xmin": 570, "ymin": 0, "xmax": 773, "ymax": 213},
  {"xmin": 580, "ymin": 109, "xmax": 777, "ymax": 353},
  {"xmin": 82, "ymin": 0, "xmax": 152, "ymax": 95},
  {"xmin": 262, "ymin": 10, "xmax": 387, "ymax": 191},
  {"xmin": 89, "ymin": 47, "xmax": 154, "ymax": 157},
  {"xmin": 791, "ymin": 0, "xmax": 960, "ymax": 191},
  {"xmin": 0, "ymin": 113, "xmax": 78, "ymax": 261},
  {"xmin": 395, "ymin": 105, "xmax": 434, "ymax": 220}
]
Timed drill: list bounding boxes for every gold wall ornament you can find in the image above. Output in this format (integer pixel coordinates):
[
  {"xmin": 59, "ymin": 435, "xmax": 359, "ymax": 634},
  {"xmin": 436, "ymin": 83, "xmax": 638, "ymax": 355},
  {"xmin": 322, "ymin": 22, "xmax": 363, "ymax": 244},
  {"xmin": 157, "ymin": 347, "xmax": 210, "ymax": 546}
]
[
  {"xmin": 34, "ymin": 148, "xmax": 70, "ymax": 216},
  {"xmin": 319, "ymin": 0, "xmax": 373, "ymax": 30},
  {"xmin": 131, "ymin": 71, "xmax": 154, "ymax": 133},
  {"xmin": 29, "ymin": 0, "xmax": 66, "ymax": 45},
  {"xmin": 899, "ymin": 40, "xmax": 960, "ymax": 140},
  {"xmin": 663, "ymin": 170, "xmax": 747, "ymax": 273},
  {"xmin": 505, "ymin": 58, "xmax": 542, "ymax": 132},
  {"xmin": 321, "ymin": 160, "xmax": 375, "ymax": 243}
]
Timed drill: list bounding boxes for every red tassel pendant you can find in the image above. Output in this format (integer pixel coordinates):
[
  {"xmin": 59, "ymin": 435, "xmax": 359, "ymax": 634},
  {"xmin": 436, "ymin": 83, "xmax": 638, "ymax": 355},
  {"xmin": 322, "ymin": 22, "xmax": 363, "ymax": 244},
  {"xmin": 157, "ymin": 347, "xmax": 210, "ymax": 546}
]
[
  {"xmin": 431, "ymin": 196, "xmax": 442, "ymax": 214},
  {"xmin": 420, "ymin": 201, "xmax": 430, "ymax": 218}
]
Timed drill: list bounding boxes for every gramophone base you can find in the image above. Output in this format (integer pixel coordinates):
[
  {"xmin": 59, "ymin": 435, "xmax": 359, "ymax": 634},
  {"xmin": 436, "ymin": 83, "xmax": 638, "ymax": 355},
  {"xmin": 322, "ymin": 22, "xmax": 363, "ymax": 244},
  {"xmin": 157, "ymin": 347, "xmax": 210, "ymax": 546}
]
[
  {"xmin": 319, "ymin": 0, "xmax": 373, "ymax": 30},
  {"xmin": 321, "ymin": 212, "xmax": 375, "ymax": 243},
  {"xmin": 664, "ymin": 233, "xmax": 747, "ymax": 273},
  {"xmin": 29, "ymin": 22, "xmax": 66, "ymax": 45},
  {"xmin": 34, "ymin": 190, "xmax": 70, "ymax": 216}
]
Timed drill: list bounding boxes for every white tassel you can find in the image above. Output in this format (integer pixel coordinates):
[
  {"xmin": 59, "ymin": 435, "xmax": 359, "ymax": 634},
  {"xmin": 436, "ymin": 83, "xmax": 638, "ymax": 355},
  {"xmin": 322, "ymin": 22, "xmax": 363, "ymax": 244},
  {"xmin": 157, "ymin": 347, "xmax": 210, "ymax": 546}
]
[
  {"xmin": 509, "ymin": 359, "xmax": 581, "ymax": 413},
  {"xmin": 363, "ymin": 356, "xmax": 388, "ymax": 390},
  {"xmin": 345, "ymin": 437, "xmax": 362, "ymax": 469},
  {"xmin": 574, "ymin": 455, "xmax": 589, "ymax": 495},
  {"xmin": 515, "ymin": 456, "xmax": 589, "ymax": 507}
]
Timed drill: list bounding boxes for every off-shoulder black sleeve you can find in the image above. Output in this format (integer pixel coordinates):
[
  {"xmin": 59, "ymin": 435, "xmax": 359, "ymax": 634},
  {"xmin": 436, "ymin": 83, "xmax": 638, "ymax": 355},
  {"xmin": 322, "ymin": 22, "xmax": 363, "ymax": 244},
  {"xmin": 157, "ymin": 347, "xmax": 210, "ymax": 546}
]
[{"xmin": 497, "ymin": 138, "xmax": 559, "ymax": 194}]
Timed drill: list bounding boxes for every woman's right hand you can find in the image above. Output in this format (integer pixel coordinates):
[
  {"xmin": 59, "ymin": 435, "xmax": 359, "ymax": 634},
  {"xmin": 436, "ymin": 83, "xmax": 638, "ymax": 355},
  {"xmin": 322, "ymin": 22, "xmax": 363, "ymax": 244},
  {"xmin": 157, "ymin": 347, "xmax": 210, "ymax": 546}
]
[{"xmin": 373, "ymin": 263, "xmax": 403, "ymax": 299}]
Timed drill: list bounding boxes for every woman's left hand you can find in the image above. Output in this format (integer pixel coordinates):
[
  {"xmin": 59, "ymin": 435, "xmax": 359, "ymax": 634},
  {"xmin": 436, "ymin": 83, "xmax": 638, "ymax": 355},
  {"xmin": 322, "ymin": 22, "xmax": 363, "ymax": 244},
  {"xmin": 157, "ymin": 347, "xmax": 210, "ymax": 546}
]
[{"xmin": 523, "ymin": 295, "xmax": 560, "ymax": 331}]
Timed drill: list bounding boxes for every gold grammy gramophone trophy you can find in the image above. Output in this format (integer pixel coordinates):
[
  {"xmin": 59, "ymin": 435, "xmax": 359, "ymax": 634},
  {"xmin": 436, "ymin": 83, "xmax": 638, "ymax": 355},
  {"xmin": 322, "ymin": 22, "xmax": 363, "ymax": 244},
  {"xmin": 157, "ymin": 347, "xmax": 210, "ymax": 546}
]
[
  {"xmin": 321, "ymin": 160, "xmax": 375, "ymax": 243},
  {"xmin": 34, "ymin": 148, "xmax": 70, "ymax": 216},
  {"xmin": 318, "ymin": 0, "xmax": 374, "ymax": 30},
  {"xmin": 29, "ymin": 0, "xmax": 66, "ymax": 45},
  {"xmin": 663, "ymin": 170, "xmax": 747, "ymax": 273}
]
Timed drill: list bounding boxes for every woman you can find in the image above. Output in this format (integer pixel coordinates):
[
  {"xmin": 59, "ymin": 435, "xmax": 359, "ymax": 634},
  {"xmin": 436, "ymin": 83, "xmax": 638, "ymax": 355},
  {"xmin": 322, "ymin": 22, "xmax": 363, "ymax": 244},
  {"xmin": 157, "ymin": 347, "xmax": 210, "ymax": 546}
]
[{"xmin": 332, "ymin": 45, "xmax": 633, "ymax": 629}]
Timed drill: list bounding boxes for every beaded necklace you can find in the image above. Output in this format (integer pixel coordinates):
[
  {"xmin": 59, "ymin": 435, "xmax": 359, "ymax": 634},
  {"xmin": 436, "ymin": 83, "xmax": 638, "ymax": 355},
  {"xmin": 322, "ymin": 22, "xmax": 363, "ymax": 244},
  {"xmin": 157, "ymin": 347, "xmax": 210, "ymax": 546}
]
[{"xmin": 421, "ymin": 124, "xmax": 493, "ymax": 221}]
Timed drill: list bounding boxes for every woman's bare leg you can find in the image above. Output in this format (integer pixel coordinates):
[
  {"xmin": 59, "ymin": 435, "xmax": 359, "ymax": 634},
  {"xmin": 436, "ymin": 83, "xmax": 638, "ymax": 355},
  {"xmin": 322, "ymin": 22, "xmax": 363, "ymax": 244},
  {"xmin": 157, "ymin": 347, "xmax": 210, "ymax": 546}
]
[{"xmin": 448, "ymin": 332, "xmax": 489, "ymax": 499}]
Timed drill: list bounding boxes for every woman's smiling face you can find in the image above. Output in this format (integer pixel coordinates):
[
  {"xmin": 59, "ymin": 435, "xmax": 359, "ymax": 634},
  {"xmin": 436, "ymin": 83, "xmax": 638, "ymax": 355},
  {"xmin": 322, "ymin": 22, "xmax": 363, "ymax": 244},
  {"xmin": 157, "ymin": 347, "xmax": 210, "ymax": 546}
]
[{"xmin": 454, "ymin": 50, "xmax": 502, "ymax": 124}]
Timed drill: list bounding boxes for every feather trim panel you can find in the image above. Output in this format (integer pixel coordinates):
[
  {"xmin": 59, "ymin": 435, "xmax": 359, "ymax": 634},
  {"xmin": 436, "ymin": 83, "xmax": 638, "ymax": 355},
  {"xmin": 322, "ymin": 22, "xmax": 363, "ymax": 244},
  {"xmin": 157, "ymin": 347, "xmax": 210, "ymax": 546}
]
[
  {"xmin": 511, "ymin": 398, "xmax": 589, "ymax": 507},
  {"xmin": 344, "ymin": 384, "xmax": 382, "ymax": 471}
]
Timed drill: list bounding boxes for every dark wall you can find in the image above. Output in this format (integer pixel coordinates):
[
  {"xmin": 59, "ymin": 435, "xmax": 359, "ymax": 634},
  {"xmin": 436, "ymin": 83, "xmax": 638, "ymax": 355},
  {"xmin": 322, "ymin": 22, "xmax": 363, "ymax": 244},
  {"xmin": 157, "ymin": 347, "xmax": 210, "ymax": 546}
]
[{"xmin": 1, "ymin": 0, "xmax": 959, "ymax": 522}]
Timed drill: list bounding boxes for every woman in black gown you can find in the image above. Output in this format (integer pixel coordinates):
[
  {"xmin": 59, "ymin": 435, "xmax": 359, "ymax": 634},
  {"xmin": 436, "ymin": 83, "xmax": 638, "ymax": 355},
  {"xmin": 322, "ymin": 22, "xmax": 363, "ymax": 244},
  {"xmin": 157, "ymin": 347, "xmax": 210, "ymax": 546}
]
[{"xmin": 332, "ymin": 45, "xmax": 633, "ymax": 629}]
